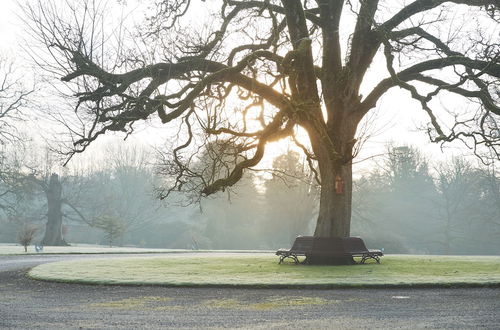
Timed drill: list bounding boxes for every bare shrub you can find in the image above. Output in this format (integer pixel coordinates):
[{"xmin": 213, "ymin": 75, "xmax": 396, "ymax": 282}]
[{"xmin": 17, "ymin": 223, "xmax": 38, "ymax": 252}]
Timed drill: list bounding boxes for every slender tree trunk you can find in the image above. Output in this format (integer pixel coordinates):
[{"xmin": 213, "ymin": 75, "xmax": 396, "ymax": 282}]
[{"xmin": 41, "ymin": 173, "xmax": 68, "ymax": 246}]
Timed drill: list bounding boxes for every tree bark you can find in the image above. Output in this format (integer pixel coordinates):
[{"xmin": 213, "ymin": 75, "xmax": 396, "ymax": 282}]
[
  {"xmin": 313, "ymin": 160, "xmax": 352, "ymax": 238},
  {"xmin": 41, "ymin": 173, "xmax": 68, "ymax": 246},
  {"xmin": 305, "ymin": 110, "xmax": 357, "ymax": 239},
  {"xmin": 281, "ymin": 0, "xmax": 355, "ymax": 239},
  {"xmin": 307, "ymin": 132, "xmax": 355, "ymax": 264}
]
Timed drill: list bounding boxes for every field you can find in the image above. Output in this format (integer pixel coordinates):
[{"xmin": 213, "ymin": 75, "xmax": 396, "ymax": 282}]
[{"xmin": 28, "ymin": 254, "xmax": 500, "ymax": 287}]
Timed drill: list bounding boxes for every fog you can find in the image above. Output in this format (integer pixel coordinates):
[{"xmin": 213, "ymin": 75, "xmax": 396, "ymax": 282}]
[
  {"xmin": 0, "ymin": 0, "xmax": 498, "ymax": 255},
  {"xmin": 1, "ymin": 143, "xmax": 498, "ymax": 255}
]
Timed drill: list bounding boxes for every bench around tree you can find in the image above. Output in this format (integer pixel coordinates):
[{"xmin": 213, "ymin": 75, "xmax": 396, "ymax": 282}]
[
  {"xmin": 275, "ymin": 236, "xmax": 383, "ymax": 264},
  {"xmin": 276, "ymin": 236, "xmax": 314, "ymax": 264}
]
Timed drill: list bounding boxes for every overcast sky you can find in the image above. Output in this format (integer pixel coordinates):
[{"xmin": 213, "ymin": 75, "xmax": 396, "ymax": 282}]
[
  {"xmin": 1, "ymin": 1, "xmax": 19, "ymax": 53},
  {"xmin": 0, "ymin": 0, "xmax": 480, "ymax": 175}
]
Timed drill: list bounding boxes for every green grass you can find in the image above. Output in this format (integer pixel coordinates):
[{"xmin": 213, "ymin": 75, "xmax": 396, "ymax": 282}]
[{"xmin": 28, "ymin": 254, "xmax": 500, "ymax": 287}]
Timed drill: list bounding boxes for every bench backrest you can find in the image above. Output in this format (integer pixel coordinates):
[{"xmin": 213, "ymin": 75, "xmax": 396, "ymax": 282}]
[
  {"xmin": 309, "ymin": 236, "xmax": 348, "ymax": 257},
  {"xmin": 341, "ymin": 237, "xmax": 369, "ymax": 254},
  {"xmin": 290, "ymin": 236, "xmax": 314, "ymax": 252},
  {"xmin": 288, "ymin": 236, "xmax": 374, "ymax": 256}
]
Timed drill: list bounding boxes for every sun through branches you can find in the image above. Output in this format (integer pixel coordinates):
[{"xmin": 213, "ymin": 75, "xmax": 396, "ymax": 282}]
[{"xmin": 23, "ymin": 0, "xmax": 500, "ymax": 237}]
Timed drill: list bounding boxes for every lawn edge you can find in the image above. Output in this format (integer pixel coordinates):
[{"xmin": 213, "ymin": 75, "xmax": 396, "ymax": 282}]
[
  {"xmin": 26, "ymin": 271, "xmax": 500, "ymax": 289},
  {"xmin": 25, "ymin": 253, "xmax": 500, "ymax": 289}
]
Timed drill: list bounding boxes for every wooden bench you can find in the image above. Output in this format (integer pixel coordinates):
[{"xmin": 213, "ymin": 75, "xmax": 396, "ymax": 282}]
[
  {"xmin": 276, "ymin": 236, "xmax": 383, "ymax": 264},
  {"xmin": 342, "ymin": 237, "xmax": 383, "ymax": 264},
  {"xmin": 305, "ymin": 236, "xmax": 354, "ymax": 264},
  {"xmin": 275, "ymin": 236, "xmax": 314, "ymax": 264}
]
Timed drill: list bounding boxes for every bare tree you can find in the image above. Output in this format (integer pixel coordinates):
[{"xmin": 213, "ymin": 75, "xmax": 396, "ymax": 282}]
[
  {"xmin": 434, "ymin": 157, "xmax": 482, "ymax": 254},
  {"xmin": 0, "ymin": 55, "xmax": 33, "ymax": 215},
  {"xmin": 263, "ymin": 150, "xmax": 318, "ymax": 246},
  {"xmin": 14, "ymin": 171, "xmax": 69, "ymax": 246},
  {"xmin": 93, "ymin": 213, "xmax": 126, "ymax": 247},
  {"xmin": 71, "ymin": 143, "xmax": 165, "ymax": 235},
  {"xmin": 1, "ymin": 147, "xmax": 73, "ymax": 246},
  {"xmin": 23, "ymin": 0, "xmax": 500, "ymax": 239},
  {"xmin": 17, "ymin": 223, "xmax": 38, "ymax": 252},
  {"xmin": 0, "ymin": 56, "xmax": 33, "ymax": 145}
]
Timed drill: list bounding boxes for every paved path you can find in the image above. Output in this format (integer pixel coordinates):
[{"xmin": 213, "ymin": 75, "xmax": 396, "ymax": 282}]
[{"xmin": 0, "ymin": 254, "xmax": 499, "ymax": 329}]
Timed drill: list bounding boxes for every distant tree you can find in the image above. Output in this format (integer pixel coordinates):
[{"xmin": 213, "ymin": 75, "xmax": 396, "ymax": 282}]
[
  {"xmin": 434, "ymin": 158, "xmax": 475, "ymax": 253},
  {"xmin": 434, "ymin": 158, "xmax": 500, "ymax": 254},
  {"xmin": 75, "ymin": 144, "xmax": 165, "ymax": 237},
  {"xmin": 262, "ymin": 150, "xmax": 318, "ymax": 247},
  {"xmin": 195, "ymin": 173, "xmax": 265, "ymax": 249},
  {"xmin": 17, "ymin": 223, "xmax": 38, "ymax": 252},
  {"xmin": 0, "ymin": 150, "xmax": 23, "ymax": 219},
  {"xmin": 476, "ymin": 164, "xmax": 500, "ymax": 248},
  {"xmin": 0, "ymin": 55, "xmax": 33, "ymax": 216},
  {"xmin": 351, "ymin": 145, "xmax": 438, "ymax": 253},
  {"xmin": 0, "ymin": 147, "xmax": 78, "ymax": 246},
  {"xmin": 24, "ymin": 0, "xmax": 500, "ymax": 242},
  {"xmin": 2, "ymin": 143, "xmax": 169, "ymax": 247},
  {"xmin": 385, "ymin": 146, "xmax": 434, "ymax": 190},
  {"xmin": 478, "ymin": 165, "xmax": 500, "ymax": 229},
  {"xmin": 14, "ymin": 172, "xmax": 69, "ymax": 246},
  {"xmin": 93, "ymin": 213, "xmax": 126, "ymax": 247},
  {"xmin": 40, "ymin": 173, "xmax": 68, "ymax": 245},
  {"xmin": 352, "ymin": 147, "xmax": 500, "ymax": 255},
  {"xmin": 0, "ymin": 55, "xmax": 33, "ymax": 145}
]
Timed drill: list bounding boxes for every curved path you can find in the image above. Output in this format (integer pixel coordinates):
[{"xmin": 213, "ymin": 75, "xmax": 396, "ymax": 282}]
[{"xmin": 1, "ymin": 253, "xmax": 499, "ymax": 329}]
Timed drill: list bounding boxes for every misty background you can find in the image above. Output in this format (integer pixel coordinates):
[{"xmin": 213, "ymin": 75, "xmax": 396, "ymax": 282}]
[
  {"xmin": 0, "ymin": 0, "xmax": 498, "ymax": 255},
  {"xmin": 1, "ymin": 141, "xmax": 498, "ymax": 255}
]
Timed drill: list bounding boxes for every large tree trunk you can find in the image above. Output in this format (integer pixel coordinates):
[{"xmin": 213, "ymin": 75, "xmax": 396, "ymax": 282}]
[
  {"xmin": 281, "ymin": 0, "xmax": 357, "ymax": 244},
  {"xmin": 41, "ymin": 173, "xmax": 68, "ymax": 246},
  {"xmin": 306, "ymin": 146, "xmax": 355, "ymax": 265},
  {"xmin": 307, "ymin": 115, "xmax": 357, "ymax": 239},
  {"xmin": 313, "ymin": 160, "xmax": 352, "ymax": 238}
]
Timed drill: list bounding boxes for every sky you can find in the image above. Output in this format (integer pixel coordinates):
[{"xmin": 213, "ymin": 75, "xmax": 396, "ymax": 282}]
[
  {"xmin": 0, "ymin": 0, "xmax": 486, "ymax": 177},
  {"xmin": 0, "ymin": 1, "xmax": 17, "ymax": 48}
]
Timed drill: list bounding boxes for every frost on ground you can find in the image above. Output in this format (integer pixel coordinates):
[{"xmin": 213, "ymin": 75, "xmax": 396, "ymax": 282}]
[{"xmin": 0, "ymin": 243, "xmax": 180, "ymax": 255}]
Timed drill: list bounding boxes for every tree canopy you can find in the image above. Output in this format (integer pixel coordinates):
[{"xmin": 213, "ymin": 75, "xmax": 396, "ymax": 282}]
[{"xmin": 23, "ymin": 0, "xmax": 500, "ymax": 237}]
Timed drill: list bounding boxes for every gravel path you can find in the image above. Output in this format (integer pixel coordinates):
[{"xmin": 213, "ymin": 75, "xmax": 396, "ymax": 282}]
[{"xmin": 1, "ymin": 254, "xmax": 499, "ymax": 329}]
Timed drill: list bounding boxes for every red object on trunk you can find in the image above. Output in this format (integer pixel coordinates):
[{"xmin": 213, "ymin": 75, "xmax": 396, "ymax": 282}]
[{"xmin": 335, "ymin": 175, "xmax": 343, "ymax": 194}]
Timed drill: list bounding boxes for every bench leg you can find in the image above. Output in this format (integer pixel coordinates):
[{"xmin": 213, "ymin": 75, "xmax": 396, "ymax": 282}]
[
  {"xmin": 278, "ymin": 254, "xmax": 300, "ymax": 264},
  {"xmin": 278, "ymin": 255, "xmax": 286, "ymax": 264},
  {"xmin": 361, "ymin": 255, "xmax": 367, "ymax": 264},
  {"xmin": 360, "ymin": 254, "xmax": 380, "ymax": 264}
]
